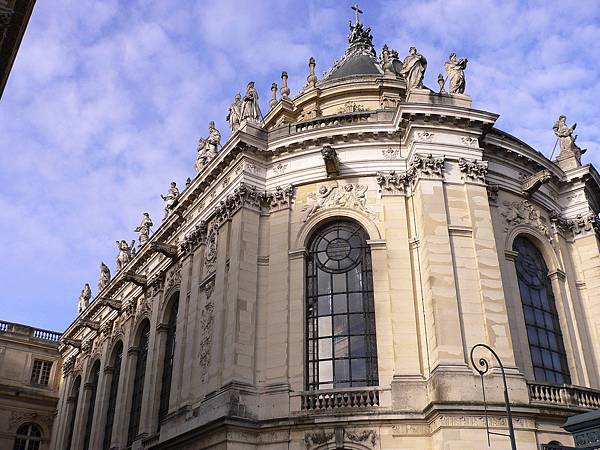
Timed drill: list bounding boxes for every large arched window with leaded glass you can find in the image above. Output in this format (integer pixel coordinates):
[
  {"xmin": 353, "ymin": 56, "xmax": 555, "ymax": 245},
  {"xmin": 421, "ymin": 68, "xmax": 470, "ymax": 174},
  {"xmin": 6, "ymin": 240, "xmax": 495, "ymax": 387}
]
[
  {"xmin": 127, "ymin": 320, "xmax": 150, "ymax": 445},
  {"xmin": 513, "ymin": 236, "xmax": 571, "ymax": 384},
  {"xmin": 158, "ymin": 295, "xmax": 179, "ymax": 425},
  {"xmin": 306, "ymin": 220, "xmax": 378, "ymax": 390},
  {"xmin": 102, "ymin": 341, "xmax": 123, "ymax": 450}
]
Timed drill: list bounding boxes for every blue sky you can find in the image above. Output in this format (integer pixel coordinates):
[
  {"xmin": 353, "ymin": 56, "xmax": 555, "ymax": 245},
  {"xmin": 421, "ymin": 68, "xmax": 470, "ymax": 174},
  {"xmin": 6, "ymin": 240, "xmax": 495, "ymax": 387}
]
[{"xmin": 1, "ymin": 0, "xmax": 599, "ymax": 331}]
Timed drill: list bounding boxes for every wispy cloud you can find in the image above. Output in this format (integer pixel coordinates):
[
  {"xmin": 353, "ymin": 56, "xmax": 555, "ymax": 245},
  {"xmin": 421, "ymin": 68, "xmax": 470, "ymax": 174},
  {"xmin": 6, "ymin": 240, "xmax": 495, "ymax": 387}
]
[{"xmin": 1, "ymin": 0, "xmax": 599, "ymax": 329}]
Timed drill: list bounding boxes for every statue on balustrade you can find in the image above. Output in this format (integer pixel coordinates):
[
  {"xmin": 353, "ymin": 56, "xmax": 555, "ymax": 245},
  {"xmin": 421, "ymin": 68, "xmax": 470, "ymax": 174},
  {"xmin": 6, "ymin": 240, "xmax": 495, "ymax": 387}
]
[
  {"xmin": 97, "ymin": 262, "xmax": 110, "ymax": 292},
  {"xmin": 135, "ymin": 212, "xmax": 153, "ymax": 246},
  {"xmin": 400, "ymin": 47, "xmax": 427, "ymax": 90},
  {"xmin": 445, "ymin": 52, "xmax": 468, "ymax": 94},
  {"xmin": 77, "ymin": 283, "xmax": 91, "ymax": 314},
  {"xmin": 195, "ymin": 121, "xmax": 221, "ymax": 172}
]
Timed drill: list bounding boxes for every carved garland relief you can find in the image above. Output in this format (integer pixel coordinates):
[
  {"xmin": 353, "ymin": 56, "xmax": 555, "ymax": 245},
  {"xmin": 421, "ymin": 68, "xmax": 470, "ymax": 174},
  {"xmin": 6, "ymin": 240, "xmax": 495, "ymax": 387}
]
[{"xmin": 301, "ymin": 181, "xmax": 375, "ymax": 222}]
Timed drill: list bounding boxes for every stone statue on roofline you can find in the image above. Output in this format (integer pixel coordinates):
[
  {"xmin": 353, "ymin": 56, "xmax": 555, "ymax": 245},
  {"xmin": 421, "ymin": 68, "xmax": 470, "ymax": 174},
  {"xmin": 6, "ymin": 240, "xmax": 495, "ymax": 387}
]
[
  {"xmin": 115, "ymin": 239, "xmax": 134, "ymax": 271},
  {"xmin": 77, "ymin": 283, "xmax": 91, "ymax": 314},
  {"xmin": 98, "ymin": 262, "xmax": 110, "ymax": 292},
  {"xmin": 553, "ymin": 115, "xmax": 586, "ymax": 163},
  {"xmin": 241, "ymin": 81, "xmax": 262, "ymax": 124},
  {"xmin": 226, "ymin": 93, "xmax": 242, "ymax": 132},
  {"xmin": 161, "ymin": 181, "xmax": 180, "ymax": 218},
  {"xmin": 400, "ymin": 47, "xmax": 427, "ymax": 90},
  {"xmin": 195, "ymin": 121, "xmax": 221, "ymax": 172},
  {"xmin": 445, "ymin": 52, "xmax": 468, "ymax": 94},
  {"xmin": 135, "ymin": 212, "xmax": 153, "ymax": 246}
]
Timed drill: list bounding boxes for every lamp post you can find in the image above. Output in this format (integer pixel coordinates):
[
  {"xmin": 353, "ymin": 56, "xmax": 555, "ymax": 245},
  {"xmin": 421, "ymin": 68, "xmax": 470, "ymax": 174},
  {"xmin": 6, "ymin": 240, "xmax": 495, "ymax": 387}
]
[{"xmin": 470, "ymin": 343, "xmax": 518, "ymax": 450}]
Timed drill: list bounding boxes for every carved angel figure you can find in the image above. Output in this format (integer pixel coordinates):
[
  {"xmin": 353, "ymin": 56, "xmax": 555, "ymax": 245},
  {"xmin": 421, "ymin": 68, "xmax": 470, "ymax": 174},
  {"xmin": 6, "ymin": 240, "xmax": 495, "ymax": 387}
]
[
  {"xmin": 226, "ymin": 93, "xmax": 242, "ymax": 132},
  {"xmin": 97, "ymin": 262, "xmax": 110, "ymax": 292},
  {"xmin": 553, "ymin": 115, "xmax": 585, "ymax": 161},
  {"xmin": 161, "ymin": 182, "xmax": 180, "ymax": 218},
  {"xmin": 195, "ymin": 121, "xmax": 221, "ymax": 172},
  {"xmin": 135, "ymin": 212, "xmax": 153, "ymax": 245},
  {"xmin": 115, "ymin": 239, "xmax": 133, "ymax": 272},
  {"xmin": 77, "ymin": 283, "xmax": 92, "ymax": 314},
  {"xmin": 241, "ymin": 81, "xmax": 262, "ymax": 124},
  {"xmin": 301, "ymin": 183, "xmax": 339, "ymax": 222},
  {"xmin": 445, "ymin": 53, "xmax": 468, "ymax": 94},
  {"xmin": 399, "ymin": 47, "xmax": 427, "ymax": 90}
]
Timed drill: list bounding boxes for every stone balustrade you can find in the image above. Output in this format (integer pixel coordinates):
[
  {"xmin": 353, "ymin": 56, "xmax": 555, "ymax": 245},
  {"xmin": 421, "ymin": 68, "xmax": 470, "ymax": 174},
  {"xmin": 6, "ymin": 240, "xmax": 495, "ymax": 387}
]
[
  {"xmin": 528, "ymin": 382, "xmax": 600, "ymax": 409},
  {"xmin": 0, "ymin": 319, "xmax": 62, "ymax": 343},
  {"xmin": 299, "ymin": 386, "xmax": 384, "ymax": 411}
]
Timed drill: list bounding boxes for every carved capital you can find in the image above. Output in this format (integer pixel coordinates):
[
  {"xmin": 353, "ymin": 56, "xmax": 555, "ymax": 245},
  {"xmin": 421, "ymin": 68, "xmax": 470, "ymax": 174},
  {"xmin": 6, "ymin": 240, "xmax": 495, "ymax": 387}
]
[
  {"xmin": 266, "ymin": 185, "xmax": 294, "ymax": 211},
  {"xmin": 458, "ymin": 158, "xmax": 488, "ymax": 183},
  {"xmin": 376, "ymin": 170, "xmax": 407, "ymax": 193}
]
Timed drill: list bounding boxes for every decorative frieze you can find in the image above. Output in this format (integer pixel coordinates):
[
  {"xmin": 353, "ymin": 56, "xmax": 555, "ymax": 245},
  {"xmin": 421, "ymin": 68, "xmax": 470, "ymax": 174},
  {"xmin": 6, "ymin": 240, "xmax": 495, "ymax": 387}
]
[
  {"xmin": 304, "ymin": 429, "xmax": 334, "ymax": 449},
  {"xmin": 458, "ymin": 157, "xmax": 488, "ymax": 183},
  {"xmin": 345, "ymin": 429, "xmax": 378, "ymax": 447},
  {"xmin": 460, "ymin": 136, "xmax": 478, "ymax": 147},
  {"xmin": 273, "ymin": 163, "xmax": 288, "ymax": 175},
  {"xmin": 165, "ymin": 261, "xmax": 183, "ymax": 290},
  {"xmin": 301, "ymin": 181, "xmax": 374, "ymax": 222},
  {"xmin": 415, "ymin": 131, "xmax": 434, "ymax": 143}
]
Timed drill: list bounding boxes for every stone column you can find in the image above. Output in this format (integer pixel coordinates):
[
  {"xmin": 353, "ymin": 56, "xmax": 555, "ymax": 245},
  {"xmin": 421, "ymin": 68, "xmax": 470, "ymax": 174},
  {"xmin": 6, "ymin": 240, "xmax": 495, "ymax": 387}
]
[
  {"xmin": 410, "ymin": 178, "xmax": 466, "ymax": 371},
  {"xmin": 110, "ymin": 324, "xmax": 134, "ymax": 449},
  {"xmin": 221, "ymin": 205, "xmax": 261, "ymax": 385},
  {"xmin": 88, "ymin": 344, "xmax": 110, "ymax": 449},
  {"xmin": 70, "ymin": 359, "xmax": 90, "ymax": 450},
  {"xmin": 51, "ymin": 372, "xmax": 74, "ymax": 450}
]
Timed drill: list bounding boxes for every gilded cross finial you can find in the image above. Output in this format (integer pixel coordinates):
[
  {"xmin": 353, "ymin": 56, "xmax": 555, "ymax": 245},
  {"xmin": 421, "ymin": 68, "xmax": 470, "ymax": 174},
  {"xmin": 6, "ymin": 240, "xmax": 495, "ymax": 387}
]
[{"xmin": 351, "ymin": 4, "xmax": 362, "ymax": 24}]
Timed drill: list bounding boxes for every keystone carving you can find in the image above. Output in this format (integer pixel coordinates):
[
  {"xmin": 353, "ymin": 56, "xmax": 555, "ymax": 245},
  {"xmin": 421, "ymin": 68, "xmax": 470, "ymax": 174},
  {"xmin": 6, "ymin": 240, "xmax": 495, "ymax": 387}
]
[
  {"xmin": 321, "ymin": 145, "xmax": 340, "ymax": 178},
  {"xmin": 501, "ymin": 199, "xmax": 552, "ymax": 241}
]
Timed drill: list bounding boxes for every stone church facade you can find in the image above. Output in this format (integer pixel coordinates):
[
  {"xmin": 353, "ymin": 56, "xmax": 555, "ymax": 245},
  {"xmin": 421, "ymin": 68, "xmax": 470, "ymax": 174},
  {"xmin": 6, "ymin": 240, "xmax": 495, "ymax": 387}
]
[{"xmin": 52, "ymin": 12, "xmax": 600, "ymax": 450}]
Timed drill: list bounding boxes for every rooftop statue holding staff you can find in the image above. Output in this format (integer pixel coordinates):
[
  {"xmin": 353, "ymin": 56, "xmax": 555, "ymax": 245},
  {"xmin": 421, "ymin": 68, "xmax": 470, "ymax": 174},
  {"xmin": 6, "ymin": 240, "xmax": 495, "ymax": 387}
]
[
  {"xmin": 115, "ymin": 239, "xmax": 134, "ymax": 271},
  {"xmin": 445, "ymin": 52, "xmax": 468, "ymax": 94},
  {"xmin": 195, "ymin": 121, "xmax": 221, "ymax": 172},
  {"xmin": 399, "ymin": 47, "xmax": 427, "ymax": 90},
  {"xmin": 161, "ymin": 181, "xmax": 180, "ymax": 218},
  {"xmin": 226, "ymin": 93, "xmax": 242, "ymax": 132},
  {"xmin": 241, "ymin": 81, "xmax": 262, "ymax": 124}
]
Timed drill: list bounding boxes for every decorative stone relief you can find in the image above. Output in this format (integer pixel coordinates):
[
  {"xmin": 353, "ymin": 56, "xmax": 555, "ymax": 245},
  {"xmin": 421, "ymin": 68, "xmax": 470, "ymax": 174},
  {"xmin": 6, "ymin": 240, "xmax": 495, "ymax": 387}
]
[
  {"xmin": 458, "ymin": 157, "xmax": 488, "ymax": 183},
  {"xmin": 202, "ymin": 278, "xmax": 215, "ymax": 299},
  {"xmin": 346, "ymin": 429, "xmax": 378, "ymax": 447},
  {"xmin": 273, "ymin": 163, "xmax": 288, "ymax": 175},
  {"xmin": 63, "ymin": 355, "xmax": 76, "ymax": 376},
  {"xmin": 198, "ymin": 294, "xmax": 215, "ymax": 382},
  {"xmin": 461, "ymin": 136, "xmax": 478, "ymax": 147},
  {"xmin": 81, "ymin": 339, "xmax": 93, "ymax": 356},
  {"xmin": 338, "ymin": 101, "xmax": 366, "ymax": 113},
  {"xmin": 304, "ymin": 429, "xmax": 334, "ymax": 449},
  {"xmin": 9, "ymin": 412, "xmax": 54, "ymax": 430},
  {"xmin": 165, "ymin": 262, "xmax": 182, "ymax": 290},
  {"xmin": 205, "ymin": 226, "xmax": 218, "ymax": 273},
  {"xmin": 100, "ymin": 319, "xmax": 113, "ymax": 340},
  {"xmin": 136, "ymin": 295, "xmax": 153, "ymax": 317},
  {"xmin": 381, "ymin": 147, "xmax": 400, "ymax": 159},
  {"xmin": 501, "ymin": 200, "xmax": 552, "ymax": 241},
  {"xmin": 301, "ymin": 181, "xmax": 374, "ymax": 222},
  {"xmin": 221, "ymin": 177, "xmax": 230, "ymax": 189},
  {"xmin": 267, "ymin": 185, "xmax": 294, "ymax": 211},
  {"xmin": 415, "ymin": 131, "xmax": 434, "ymax": 143},
  {"xmin": 245, "ymin": 162, "xmax": 258, "ymax": 174},
  {"xmin": 145, "ymin": 273, "xmax": 165, "ymax": 298}
]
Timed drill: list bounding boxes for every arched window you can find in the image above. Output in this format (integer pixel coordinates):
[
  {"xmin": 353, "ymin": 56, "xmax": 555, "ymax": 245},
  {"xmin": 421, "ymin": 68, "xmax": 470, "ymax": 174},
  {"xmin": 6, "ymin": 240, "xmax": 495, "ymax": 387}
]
[
  {"xmin": 306, "ymin": 220, "xmax": 378, "ymax": 390},
  {"xmin": 82, "ymin": 360, "xmax": 100, "ymax": 450},
  {"xmin": 102, "ymin": 341, "xmax": 123, "ymax": 450},
  {"xmin": 65, "ymin": 375, "xmax": 81, "ymax": 450},
  {"xmin": 158, "ymin": 296, "xmax": 179, "ymax": 425},
  {"xmin": 13, "ymin": 423, "xmax": 42, "ymax": 450},
  {"xmin": 513, "ymin": 236, "xmax": 571, "ymax": 384},
  {"xmin": 127, "ymin": 321, "xmax": 150, "ymax": 445}
]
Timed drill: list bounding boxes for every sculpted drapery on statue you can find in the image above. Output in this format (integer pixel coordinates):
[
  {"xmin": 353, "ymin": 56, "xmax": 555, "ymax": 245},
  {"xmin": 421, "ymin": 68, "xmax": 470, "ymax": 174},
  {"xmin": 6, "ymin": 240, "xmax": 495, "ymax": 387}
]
[
  {"xmin": 553, "ymin": 115, "xmax": 586, "ymax": 161},
  {"xmin": 445, "ymin": 52, "xmax": 468, "ymax": 94},
  {"xmin": 115, "ymin": 239, "xmax": 134, "ymax": 272},
  {"xmin": 196, "ymin": 121, "xmax": 221, "ymax": 172},
  {"xmin": 226, "ymin": 93, "xmax": 242, "ymax": 132},
  {"xmin": 161, "ymin": 181, "xmax": 180, "ymax": 218},
  {"xmin": 241, "ymin": 81, "xmax": 262, "ymax": 124},
  {"xmin": 400, "ymin": 47, "xmax": 427, "ymax": 90},
  {"xmin": 77, "ymin": 283, "xmax": 91, "ymax": 314},
  {"xmin": 97, "ymin": 262, "xmax": 110, "ymax": 292},
  {"xmin": 135, "ymin": 212, "xmax": 153, "ymax": 245}
]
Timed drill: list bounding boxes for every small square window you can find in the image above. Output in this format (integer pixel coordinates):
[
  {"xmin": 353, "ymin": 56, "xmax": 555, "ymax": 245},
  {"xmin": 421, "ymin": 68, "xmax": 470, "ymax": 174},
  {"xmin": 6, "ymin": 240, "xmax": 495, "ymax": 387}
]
[{"xmin": 31, "ymin": 360, "xmax": 52, "ymax": 386}]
